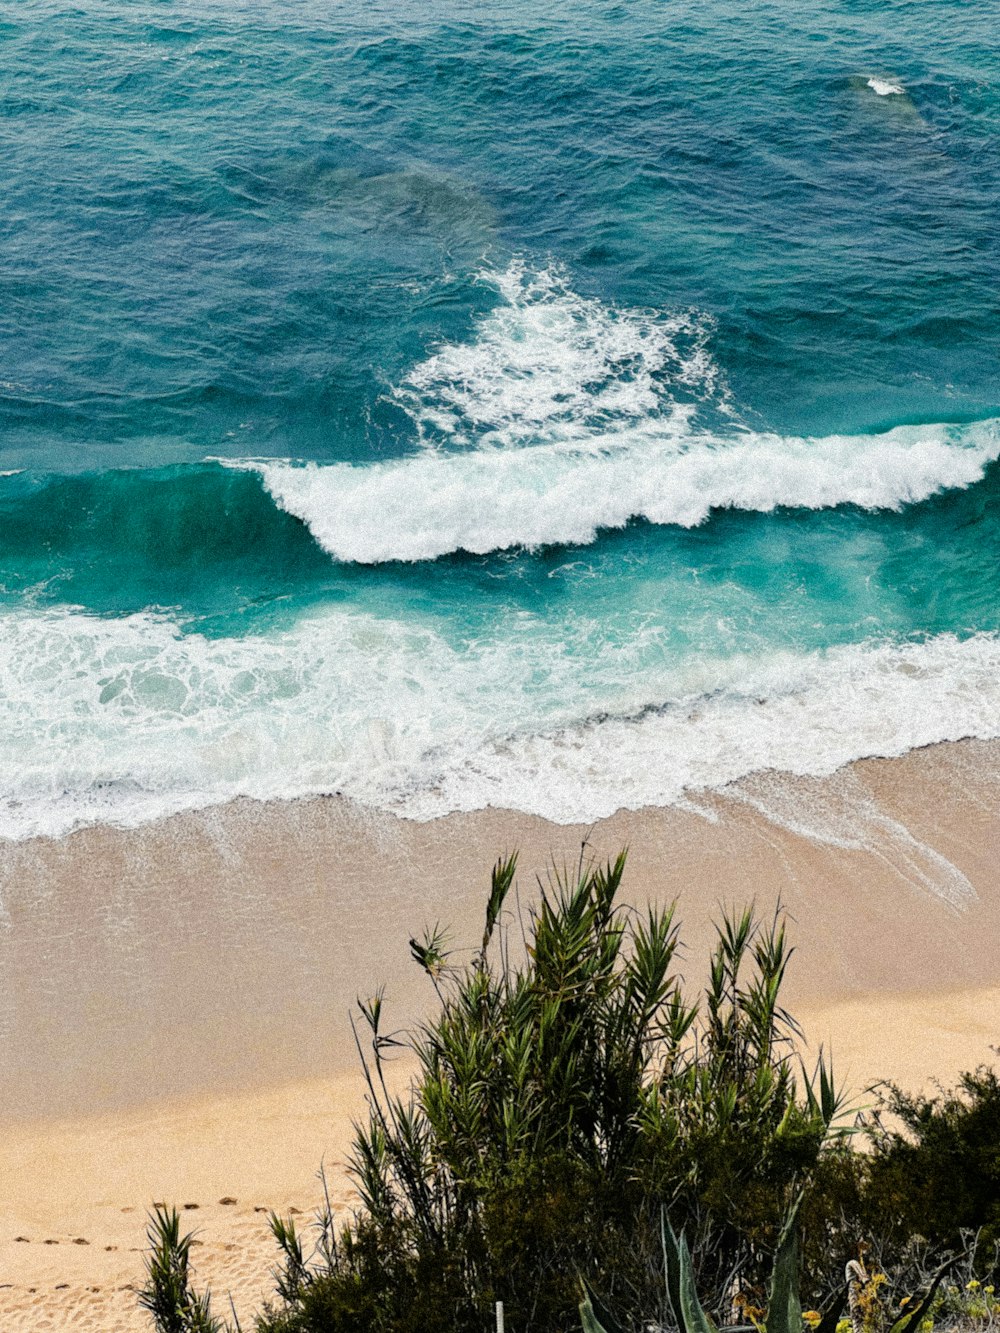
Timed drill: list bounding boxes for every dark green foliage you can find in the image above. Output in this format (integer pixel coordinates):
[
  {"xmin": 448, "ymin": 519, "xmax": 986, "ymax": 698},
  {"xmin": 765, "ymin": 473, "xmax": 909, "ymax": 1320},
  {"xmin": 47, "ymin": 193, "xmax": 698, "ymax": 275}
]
[
  {"xmin": 140, "ymin": 1206, "xmax": 228, "ymax": 1333},
  {"xmin": 641, "ymin": 1200, "xmax": 803, "ymax": 1333},
  {"xmin": 141, "ymin": 848, "xmax": 1000, "ymax": 1333},
  {"xmin": 864, "ymin": 1067, "xmax": 1000, "ymax": 1258}
]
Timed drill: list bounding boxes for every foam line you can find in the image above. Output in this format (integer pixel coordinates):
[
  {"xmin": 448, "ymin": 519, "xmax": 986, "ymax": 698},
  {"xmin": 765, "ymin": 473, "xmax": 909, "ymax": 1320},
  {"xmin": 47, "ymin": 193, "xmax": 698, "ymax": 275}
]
[
  {"xmin": 241, "ymin": 420, "xmax": 1000, "ymax": 564},
  {"xmin": 1, "ymin": 601, "xmax": 999, "ymax": 840}
]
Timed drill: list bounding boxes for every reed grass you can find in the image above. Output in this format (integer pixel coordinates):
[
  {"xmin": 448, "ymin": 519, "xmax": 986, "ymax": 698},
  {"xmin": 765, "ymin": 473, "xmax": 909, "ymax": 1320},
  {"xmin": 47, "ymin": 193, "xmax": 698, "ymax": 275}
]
[{"xmin": 139, "ymin": 849, "xmax": 1000, "ymax": 1333}]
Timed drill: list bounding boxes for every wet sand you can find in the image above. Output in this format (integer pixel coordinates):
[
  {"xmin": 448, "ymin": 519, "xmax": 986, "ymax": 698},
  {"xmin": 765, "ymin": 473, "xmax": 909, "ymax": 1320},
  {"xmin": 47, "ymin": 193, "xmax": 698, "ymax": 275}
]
[{"xmin": 2, "ymin": 736, "xmax": 1000, "ymax": 1329}]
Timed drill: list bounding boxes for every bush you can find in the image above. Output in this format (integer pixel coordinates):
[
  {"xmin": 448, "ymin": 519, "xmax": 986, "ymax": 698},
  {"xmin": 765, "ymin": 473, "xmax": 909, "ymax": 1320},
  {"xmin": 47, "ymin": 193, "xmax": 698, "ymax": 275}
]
[
  {"xmin": 142, "ymin": 850, "xmax": 1000, "ymax": 1333},
  {"xmin": 251, "ymin": 851, "xmax": 847, "ymax": 1333},
  {"xmin": 864, "ymin": 1067, "xmax": 1000, "ymax": 1261}
]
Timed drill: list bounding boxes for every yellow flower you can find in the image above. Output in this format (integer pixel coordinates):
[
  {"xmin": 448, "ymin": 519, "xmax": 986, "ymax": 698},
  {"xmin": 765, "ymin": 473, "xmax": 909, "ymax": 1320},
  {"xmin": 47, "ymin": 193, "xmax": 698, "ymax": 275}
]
[
  {"xmin": 967, "ymin": 1280, "xmax": 981, "ymax": 1292},
  {"xmin": 803, "ymin": 1313, "xmax": 822, "ymax": 1327}
]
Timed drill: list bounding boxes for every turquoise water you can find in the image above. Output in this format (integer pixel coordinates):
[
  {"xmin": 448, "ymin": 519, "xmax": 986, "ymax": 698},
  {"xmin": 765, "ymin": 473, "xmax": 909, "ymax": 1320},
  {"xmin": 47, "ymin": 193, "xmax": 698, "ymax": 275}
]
[{"xmin": 1, "ymin": 0, "xmax": 999, "ymax": 836}]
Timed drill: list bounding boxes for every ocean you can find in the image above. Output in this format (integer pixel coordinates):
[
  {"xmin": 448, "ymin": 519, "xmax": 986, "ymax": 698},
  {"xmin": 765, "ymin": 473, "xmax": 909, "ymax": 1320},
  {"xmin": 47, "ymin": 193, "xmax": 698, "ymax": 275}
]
[{"xmin": 1, "ymin": 0, "xmax": 998, "ymax": 840}]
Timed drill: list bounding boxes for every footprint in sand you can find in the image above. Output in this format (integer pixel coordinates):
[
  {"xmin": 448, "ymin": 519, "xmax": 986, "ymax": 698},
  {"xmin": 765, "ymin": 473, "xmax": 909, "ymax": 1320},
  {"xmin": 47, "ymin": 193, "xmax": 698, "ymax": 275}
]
[
  {"xmin": 14, "ymin": 1236, "xmax": 29, "ymax": 1243},
  {"xmin": 183, "ymin": 1202, "xmax": 200, "ymax": 1210},
  {"xmin": 73, "ymin": 1237, "xmax": 89, "ymax": 1245},
  {"xmin": 219, "ymin": 1196, "xmax": 237, "ymax": 1205}
]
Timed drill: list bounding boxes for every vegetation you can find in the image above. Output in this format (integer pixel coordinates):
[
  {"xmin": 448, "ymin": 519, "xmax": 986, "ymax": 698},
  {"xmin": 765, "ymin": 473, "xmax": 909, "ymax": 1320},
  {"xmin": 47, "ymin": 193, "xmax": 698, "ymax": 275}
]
[
  {"xmin": 140, "ymin": 1205, "xmax": 228, "ymax": 1333},
  {"xmin": 140, "ymin": 850, "xmax": 1000, "ymax": 1333},
  {"xmin": 865, "ymin": 1070, "xmax": 1000, "ymax": 1255}
]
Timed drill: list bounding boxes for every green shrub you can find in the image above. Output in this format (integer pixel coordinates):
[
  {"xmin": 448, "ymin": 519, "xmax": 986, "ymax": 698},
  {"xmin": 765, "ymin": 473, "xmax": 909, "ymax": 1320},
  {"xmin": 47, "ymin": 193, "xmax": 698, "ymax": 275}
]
[
  {"xmin": 143, "ymin": 850, "xmax": 1000, "ymax": 1333},
  {"xmin": 140, "ymin": 1206, "xmax": 226, "ymax": 1333},
  {"xmin": 864, "ymin": 1068, "xmax": 1000, "ymax": 1260},
  {"xmin": 254, "ymin": 851, "xmax": 848, "ymax": 1333}
]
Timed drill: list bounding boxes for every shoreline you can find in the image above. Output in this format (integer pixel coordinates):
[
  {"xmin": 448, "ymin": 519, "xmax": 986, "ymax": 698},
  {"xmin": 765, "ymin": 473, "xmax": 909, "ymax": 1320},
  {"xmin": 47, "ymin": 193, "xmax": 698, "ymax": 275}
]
[
  {"xmin": 3, "ymin": 735, "xmax": 1000, "ymax": 1118},
  {"xmin": 2, "ymin": 735, "xmax": 1000, "ymax": 1327}
]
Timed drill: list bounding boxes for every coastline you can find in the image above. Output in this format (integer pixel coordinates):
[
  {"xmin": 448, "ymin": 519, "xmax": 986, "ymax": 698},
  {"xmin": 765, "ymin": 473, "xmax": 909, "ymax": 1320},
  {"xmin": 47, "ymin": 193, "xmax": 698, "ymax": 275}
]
[
  {"xmin": 2, "ymin": 735, "xmax": 1000, "ymax": 1328},
  {"xmin": 3, "ymin": 734, "xmax": 1000, "ymax": 1118},
  {"xmin": 3, "ymin": 981, "xmax": 1000, "ymax": 1333}
]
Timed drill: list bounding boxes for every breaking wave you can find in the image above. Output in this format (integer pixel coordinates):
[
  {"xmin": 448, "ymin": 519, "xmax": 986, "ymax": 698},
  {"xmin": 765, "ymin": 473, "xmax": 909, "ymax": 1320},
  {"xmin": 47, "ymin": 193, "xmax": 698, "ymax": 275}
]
[
  {"xmin": 2, "ymin": 600, "xmax": 1000, "ymax": 841},
  {"xmin": 246, "ymin": 419, "xmax": 1000, "ymax": 563}
]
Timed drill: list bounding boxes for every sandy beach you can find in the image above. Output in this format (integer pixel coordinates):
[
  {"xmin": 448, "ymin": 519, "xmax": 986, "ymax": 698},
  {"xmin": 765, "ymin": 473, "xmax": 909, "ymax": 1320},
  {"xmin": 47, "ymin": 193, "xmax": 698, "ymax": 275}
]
[{"xmin": 2, "ymin": 736, "xmax": 1000, "ymax": 1330}]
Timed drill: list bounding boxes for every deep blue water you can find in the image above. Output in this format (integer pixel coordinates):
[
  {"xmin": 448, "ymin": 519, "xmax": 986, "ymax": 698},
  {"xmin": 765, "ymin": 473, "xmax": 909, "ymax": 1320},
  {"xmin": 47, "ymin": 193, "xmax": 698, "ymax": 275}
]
[{"xmin": 0, "ymin": 0, "xmax": 998, "ymax": 836}]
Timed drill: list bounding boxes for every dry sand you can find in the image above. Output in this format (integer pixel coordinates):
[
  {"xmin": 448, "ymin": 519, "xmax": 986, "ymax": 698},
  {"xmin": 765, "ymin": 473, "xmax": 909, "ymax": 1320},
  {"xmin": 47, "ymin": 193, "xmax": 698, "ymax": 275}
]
[{"xmin": 2, "ymin": 736, "xmax": 1000, "ymax": 1330}]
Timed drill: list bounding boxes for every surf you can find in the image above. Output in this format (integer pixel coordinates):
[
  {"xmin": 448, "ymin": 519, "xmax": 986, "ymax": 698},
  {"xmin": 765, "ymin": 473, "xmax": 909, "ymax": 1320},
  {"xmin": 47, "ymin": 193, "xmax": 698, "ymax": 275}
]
[
  {"xmin": 240, "ymin": 419, "xmax": 1000, "ymax": 564},
  {"xmin": 1, "ymin": 599, "xmax": 999, "ymax": 842}
]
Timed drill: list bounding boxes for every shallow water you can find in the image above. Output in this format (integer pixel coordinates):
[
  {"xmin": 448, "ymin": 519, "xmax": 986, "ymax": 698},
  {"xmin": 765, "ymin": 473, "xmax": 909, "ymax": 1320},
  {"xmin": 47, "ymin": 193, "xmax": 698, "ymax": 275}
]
[{"xmin": 1, "ymin": 0, "xmax": 998, "ymax": 836}]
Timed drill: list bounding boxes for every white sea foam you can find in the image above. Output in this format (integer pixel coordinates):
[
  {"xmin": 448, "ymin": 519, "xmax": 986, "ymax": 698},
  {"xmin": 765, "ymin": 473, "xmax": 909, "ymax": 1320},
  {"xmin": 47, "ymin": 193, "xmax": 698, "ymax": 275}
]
[
  {"xmin": 2, "ymin": 601, "xmax": 1000, "ymax": 849},
  {"xmin": 392, "ymin": 261, "xmax": 724, "ymax": 446},
  {"xmin": 8, "ymin": 265, "xmax": 999, "ymax": 854},
  {"xmin": 243, "ymin": 420, "xmax": 999, "ymax": 564},
  {"xmin": 398, "ymin": 633, "xmax": 1000, "ymax": 827},
  {"xmin": 223, "ymin": 263, "xmax": 1000, "ymax": 563},
  {"xmin": 867, "ymin": 77, "xmax": 906, "ymax": 96}
]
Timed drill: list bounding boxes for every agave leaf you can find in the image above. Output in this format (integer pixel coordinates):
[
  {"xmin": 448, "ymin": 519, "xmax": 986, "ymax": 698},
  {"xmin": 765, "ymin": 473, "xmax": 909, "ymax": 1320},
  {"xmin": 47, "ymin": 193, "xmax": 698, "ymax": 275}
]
[
  {"xmin": 579, "ymin": 1277, "xmax": 626, "ymax": 1333},
  {"xmin": 661, "ymin": 1207, "xmax": 684, "ymax": 1330},
  {"xmin": 766, "ymin": 1195, "xmax": 803, "ymax": 1333},
  {"xmin": 678, "ymin": 1227, "xmax": 718, "ymax": 1333},
  {"xmin": 889, "ymin": 1256, "xmax": 957, "ymax": 1333}
]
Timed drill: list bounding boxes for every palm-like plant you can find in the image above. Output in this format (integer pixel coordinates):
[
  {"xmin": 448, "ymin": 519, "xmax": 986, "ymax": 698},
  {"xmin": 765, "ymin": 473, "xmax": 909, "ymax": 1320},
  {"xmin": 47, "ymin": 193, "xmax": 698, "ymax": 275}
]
[
  {"xmin": 139, "ymin": 1206, "xmax": 228, "ymax": 1333},
  {"xmin": 342, "ymin": 851, "xmax": 848, "ymax": 1331}
]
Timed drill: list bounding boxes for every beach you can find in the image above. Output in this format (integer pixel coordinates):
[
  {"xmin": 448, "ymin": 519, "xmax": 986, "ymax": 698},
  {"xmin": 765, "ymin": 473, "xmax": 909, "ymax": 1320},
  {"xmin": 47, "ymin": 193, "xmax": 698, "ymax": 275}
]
[
  {"xmin": 2, "ymin": 736, "xmax": 1000, "ymax": 1330},
  {"xmin": 4, "ymin": 3, "xmax": 1000, "ymax": 1330}
]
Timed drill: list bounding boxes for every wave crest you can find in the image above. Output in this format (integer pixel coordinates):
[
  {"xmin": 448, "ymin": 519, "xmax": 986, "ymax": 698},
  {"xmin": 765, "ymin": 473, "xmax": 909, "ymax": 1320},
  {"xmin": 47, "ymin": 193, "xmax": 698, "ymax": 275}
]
[
  {"xmin": 220, "ymin": 263, "xmax": 1000, "ymax": 563},
  {"xmin": 242, "ymin": 420, "xmax": 1000, "ymax": 564}
]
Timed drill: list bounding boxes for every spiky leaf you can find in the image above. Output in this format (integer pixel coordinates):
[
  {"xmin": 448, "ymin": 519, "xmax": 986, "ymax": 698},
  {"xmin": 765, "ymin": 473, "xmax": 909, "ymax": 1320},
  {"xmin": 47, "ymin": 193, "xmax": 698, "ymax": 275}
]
[
  {"xmin": 579, "ymin": 1278, "xmax": 626, "ymax": 1333},
  {"xmin": 766, "ymin": 1196, "xmax": 803, "ymax": 1333},
  {"xmin": 678, "ymin": 1227, "xmax": 718, "ymax": 1333}
]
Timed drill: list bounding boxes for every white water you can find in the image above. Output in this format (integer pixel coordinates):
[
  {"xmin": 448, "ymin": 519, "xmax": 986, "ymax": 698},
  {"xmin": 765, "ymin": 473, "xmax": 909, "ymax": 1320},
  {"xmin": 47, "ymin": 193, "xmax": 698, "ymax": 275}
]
[
  {"xmin": 868, "ymin": 76, "xmax": 906, "ymax": 96},
  {"xmin": 2, "ymin": 599, "xmax": 1000, "ymax": 841},
  {"xmin": 224, "ymin": 262, "xmax": 999, "ymax": 564},
  {"xmin": 6, "ymin": 263, "xmax": 999, "ymax": 845},
  {"xmin": 393, "ymin": 261, "xmax": 724, "ymax": 445},
  {"xmin": 243, "ymin": 420, "xmax": 1000, "ymax": 563}
]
